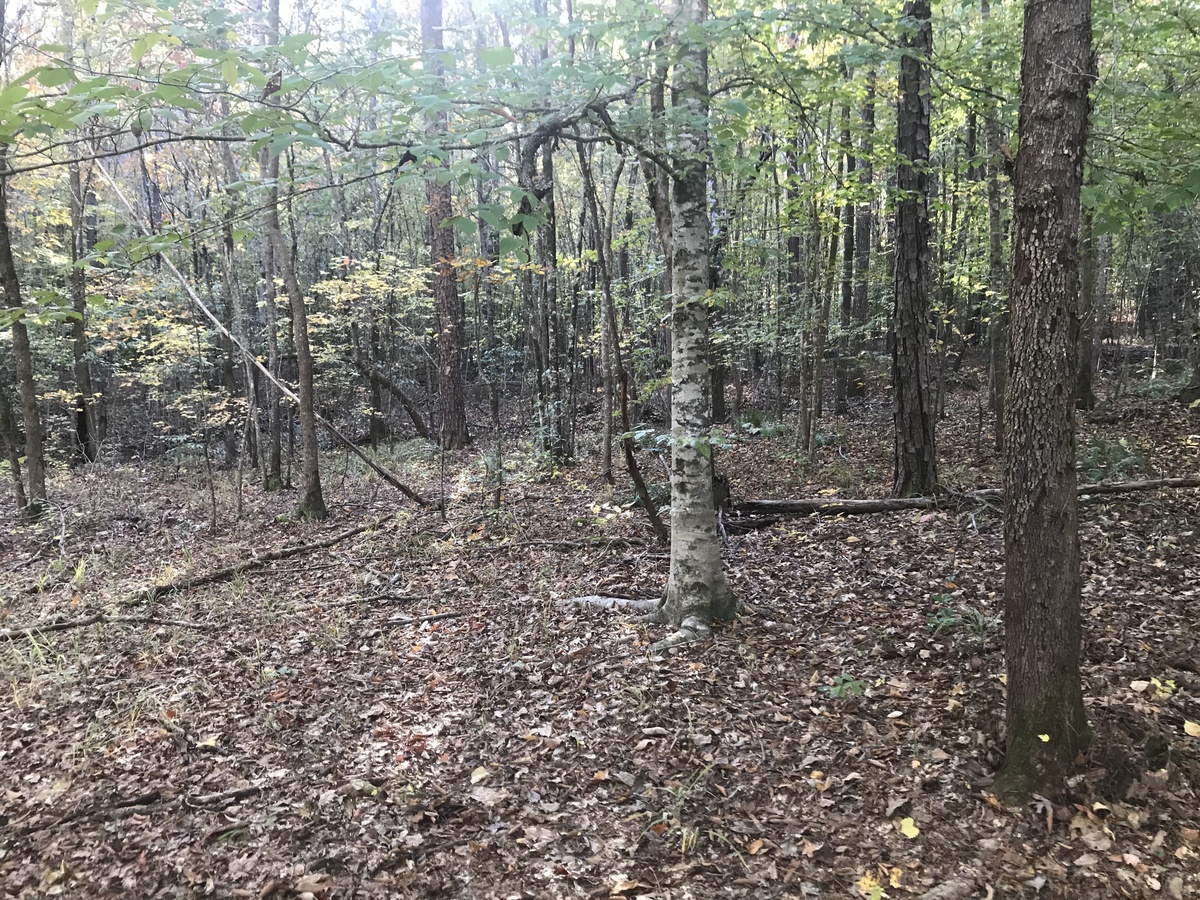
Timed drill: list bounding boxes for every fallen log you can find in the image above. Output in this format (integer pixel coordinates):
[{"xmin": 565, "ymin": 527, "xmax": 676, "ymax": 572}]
[
  {"xmin": 733, "ymin": 475, "xmax": 1200, "ymax": 518},
  {"xmin": 734, "ymin": 496, "xmax": 939, "ymax": 517}
]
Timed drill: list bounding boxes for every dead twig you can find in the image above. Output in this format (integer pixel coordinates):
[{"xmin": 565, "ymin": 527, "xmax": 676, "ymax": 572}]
[
  {"xmin": 1, "ymin": 614, "xmax": 213, "ymax": 641},
  {"xmin": 130, "ymin": 517, "xmax": 389, "ymax": 604}
]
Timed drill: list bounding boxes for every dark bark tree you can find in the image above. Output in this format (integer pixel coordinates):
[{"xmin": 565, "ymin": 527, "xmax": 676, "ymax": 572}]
[
  {"xmin": 0, "ymin": 367, "xmax": 27, "ymax": 514},
  {"xmin": 422, "ymin": 0, "xmax": 470, "ymax": 451},
  {"xmin": 995, "ymin": 0, "xmax": 1093, "ymax": 800},
  {"xmin": 892, "ymin": 0, "xmax": 938, "ymax": 497},
  {"xmin": 0, "ymin": 162, "xmax": 47, "ymax": 520},
  {"xmin": 984, "ymin": 0, "xmax": 1008, "ymax": 454}
]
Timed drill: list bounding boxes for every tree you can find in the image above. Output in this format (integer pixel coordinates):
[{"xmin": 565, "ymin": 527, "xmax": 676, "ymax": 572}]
[
  {"xmin": 422, "ymin": 0, "xmax": 470, "ymax": 451},
  {"xmin": 892, "ymin": 0, "xmax": 937, "ymax": 497},
  {"xmin": 994, "ymin": 0, "xmax": 1093, "ymax": 800},
  {"xmin": 261, "ymin": 0, "xmax": 327, "ymax": 520},
  {"xmin": 651, "ymin": 0, "xmax": 736, "ymax": 651}
]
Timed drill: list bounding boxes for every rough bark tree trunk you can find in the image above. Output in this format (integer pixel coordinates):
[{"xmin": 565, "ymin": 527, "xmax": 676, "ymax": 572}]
[
  {"xmin": 892, "ymin": 0, "xmax": 938, "ymax": 497},
  {"xmin": 995, "ymin": 0, "xmax": 1093, "ymax": 801}
]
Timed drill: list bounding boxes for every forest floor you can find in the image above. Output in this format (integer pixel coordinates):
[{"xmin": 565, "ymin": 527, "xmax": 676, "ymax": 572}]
[{"xmin": 2, "ymin": 374, "xmax": 1200, "ymax": 899}]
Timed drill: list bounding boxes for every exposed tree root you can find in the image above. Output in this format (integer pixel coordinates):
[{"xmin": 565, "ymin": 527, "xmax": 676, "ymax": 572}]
[
  {"xmin": 558, "ymin": 595, "xmax": 660, "ymax": 612},
  {"xmin": 647, "ymin": 616, "xmax": 712, "ymax": 654}
]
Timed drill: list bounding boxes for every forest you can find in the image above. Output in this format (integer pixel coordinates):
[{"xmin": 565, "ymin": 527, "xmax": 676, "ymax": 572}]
[{"xmin": 1, "ymin": 0, "xmax": 1199, "ymax": 896}]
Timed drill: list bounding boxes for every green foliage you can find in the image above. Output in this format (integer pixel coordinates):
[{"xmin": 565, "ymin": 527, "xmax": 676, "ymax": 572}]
[
  {"xmin": 821, "ymin": 673, "xmax": 866, "ymax": 700},
  {"xmin": 1077, "ymin": 437, "xmax": 1149, "ymax": 483},
  {"xmin": 927, "ymin": 594, "xmax": 998, "ymax": 640}
]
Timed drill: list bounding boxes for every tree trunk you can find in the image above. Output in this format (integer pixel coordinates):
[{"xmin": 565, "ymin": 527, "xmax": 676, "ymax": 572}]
[
  {"xmin": 61, "ymin": 6, "xmax": 98, "ymax": 465},
  {"xmin": 655, "ymin": 0, "xmax": 736, "ymax": 645},
  {"xmin": 852, "ymin": 71, "xmax": 875, "ymax": 340},
  {"xmin": 836, "ymin": 85, "xmax": 856, "ymax": 414},
  {"xmin": 0, "ymin": 370, "xmax": 27, "ymax": 514},
  {"xmin": 0, "ymin": 164, "xmax": 47, "ymax": 519},
  {"xmin": 262, "ymin": 0, "xmax": 325, "ymax": 520},
  {"xmin": 892, "ymin": 0, "xmax": 938, "ymax": 497},
  {"xmin": 983, "ymin": 0, "xmax": 1008, "ymax": 454},
  {"xmin": 422, "ymin": 0, "xmax": 470, "ymax": 451},
  {"xmin": 1076, "ymin": 211, "xmax": 1109, "ymax": 410},
  {"xmin": 994, "ymin": 0, "xmax": 1093, "ymax": 801}
]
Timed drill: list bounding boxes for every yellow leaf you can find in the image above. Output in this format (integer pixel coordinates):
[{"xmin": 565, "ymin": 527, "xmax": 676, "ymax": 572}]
[
  {"xmin": 856, "ymin": 872, "xmax": 881, "ymax": 896},
  {"xmin": 747, "ymin": 838, "xmax": 764, "ymax": 855},
  {"xmin": 899, "ymin": 817, "xmax": 920, "ymax": 838},
  {"xmin": 197, "ymin": 734, "xmax": 219, "ymax": 748},
  {"xmin": 469, "ymin": 766, "xmax": 489, "ymax": 784},
  {"xmin": 846, "ymin": 535, "xmax": 860, "ymax": 543},
  {"xmin": 1039, "ymin": 734, "xmax": 1050, "ymax": 742},
  {"xmin": 593, "ymin": 770, "xmax": 608, "ymax": 781},
  {"xmin": 889, "ymin": 866, "xmax": 904, "ymax": 888},
  {"xmin": 1184, "ymin": 721, "xmax": 1200, "ymax": 738}
]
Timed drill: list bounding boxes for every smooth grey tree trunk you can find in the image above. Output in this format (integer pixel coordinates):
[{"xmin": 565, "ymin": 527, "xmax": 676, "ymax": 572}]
[{"xmin": 652, "ymin": 0, "xmax": 735, "ymax": 650}]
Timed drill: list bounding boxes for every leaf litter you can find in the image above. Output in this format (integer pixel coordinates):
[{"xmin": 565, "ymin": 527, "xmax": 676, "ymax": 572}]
[{"xmin": 0, "ymin": 391, "xmax": 1198, "ymax": 898}]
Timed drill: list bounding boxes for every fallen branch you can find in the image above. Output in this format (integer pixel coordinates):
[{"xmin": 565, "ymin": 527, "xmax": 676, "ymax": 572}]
[
  {"xmin": 733, "ymin": 475, "xmax": 1200, "ymax": 518},
  {"xmin": 1075, "ymin": 475, "xmax": 1200, "ymax": 496},
  {"xmin": 383, "ymin": 611, "xmax": 463, "ymax": 627},
  {"xmin": 131, "ymin": 518, "xmax": 385, "ymax": 604},
  {"xmin": 1, "ymin": 614, "xmax": 212, "ymax": 641},
  {"xmin": 186, "ymin": 785, "xmax": 263, "ymax": 808}
]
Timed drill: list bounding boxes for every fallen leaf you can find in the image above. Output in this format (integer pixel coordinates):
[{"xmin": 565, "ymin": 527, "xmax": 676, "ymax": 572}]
[
  {"xmin": 469, "ymin": 766, "xmax": 489, "ymax": 784},
  {"xmin": 1184, "ymin": 721, "xmax": 1200, "ymax": 738},
  {"xmin": 899, "ymin": 817, "xmax": 919, "ymax": 838}
]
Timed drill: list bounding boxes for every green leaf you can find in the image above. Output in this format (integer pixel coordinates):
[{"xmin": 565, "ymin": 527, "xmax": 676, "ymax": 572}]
[
  {"xmin": 0, "ymin": 84, "xmax": 29, "ymax": 112},
  {"xmin": 221, "ymin": 57, "xmax": 239, "ymax": 87},
  {"xmin": 448, "ymin": 215, "xmax": 478, "ymax": 237},
  {"xmin": 131, "ymin": 33, "xmax": 167, "ymax": 64},
  {"xmin": 479, "ymin": 46, "xmax": 515, "ymax": 67},
  {"xmin": 36, "ymin": 66, "xmax": 75, "ymax": 88}
]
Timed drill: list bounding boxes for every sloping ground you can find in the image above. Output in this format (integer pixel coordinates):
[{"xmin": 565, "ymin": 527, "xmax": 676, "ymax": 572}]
[{"xmin": 1, "ymin": 399, "xmax": 1198, "ymax": 899}]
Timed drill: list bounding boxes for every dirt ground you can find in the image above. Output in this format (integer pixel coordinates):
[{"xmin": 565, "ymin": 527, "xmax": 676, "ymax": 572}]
[{"xmin": 2, "ymin": 384, "xmax": 1199, "ymax": 899}]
